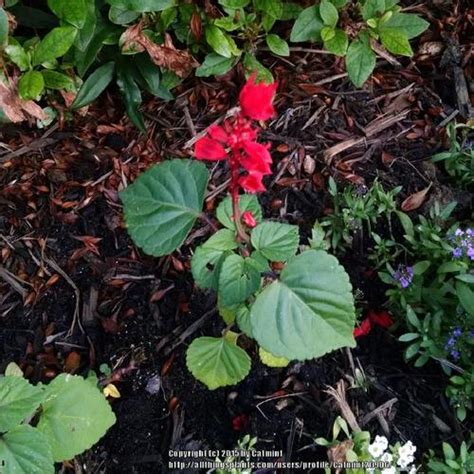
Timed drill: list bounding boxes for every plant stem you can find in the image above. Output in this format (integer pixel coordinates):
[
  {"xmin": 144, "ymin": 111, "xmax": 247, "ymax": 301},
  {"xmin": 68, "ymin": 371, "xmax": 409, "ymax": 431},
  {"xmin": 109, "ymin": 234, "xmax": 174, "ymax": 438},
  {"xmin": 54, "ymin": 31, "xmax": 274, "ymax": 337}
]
[{"xmin": 230, "ymin": 156, "xmax": 249, "ymax": 244}]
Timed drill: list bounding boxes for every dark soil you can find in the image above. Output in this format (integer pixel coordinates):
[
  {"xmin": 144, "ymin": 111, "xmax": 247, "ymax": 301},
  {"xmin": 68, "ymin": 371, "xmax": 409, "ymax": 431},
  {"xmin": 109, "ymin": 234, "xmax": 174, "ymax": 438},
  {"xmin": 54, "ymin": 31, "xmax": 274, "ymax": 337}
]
[{"xmin": 1, "ymin": 7, "xmax": 473, "ymax": 471}]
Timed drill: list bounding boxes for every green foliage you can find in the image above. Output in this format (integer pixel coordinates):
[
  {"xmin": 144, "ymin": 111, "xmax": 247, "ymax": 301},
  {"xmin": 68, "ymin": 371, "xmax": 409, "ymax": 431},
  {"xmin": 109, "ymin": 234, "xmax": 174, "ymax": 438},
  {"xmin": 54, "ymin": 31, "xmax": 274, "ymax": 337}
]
[
  {"xmin": 123, "ymin": 158, "xmax": 356, "ymax": 389},
  {"xmin": 186, "ymin": 334, "xmax": 251, "ymax": 390},
  {"xmin": 290, "ymin": 0, "xmax": 429, "ymax": 86},
  {"xmin": 427, "ymin": 441, "xmax": 474, "ymax": 473},
  {"xmin": 0, "ymin": 372, "xmax": 115, "ymax": 471},
  {"xmin": 120, "ymin": 159, "xmax": 209, "ymax": 257}
]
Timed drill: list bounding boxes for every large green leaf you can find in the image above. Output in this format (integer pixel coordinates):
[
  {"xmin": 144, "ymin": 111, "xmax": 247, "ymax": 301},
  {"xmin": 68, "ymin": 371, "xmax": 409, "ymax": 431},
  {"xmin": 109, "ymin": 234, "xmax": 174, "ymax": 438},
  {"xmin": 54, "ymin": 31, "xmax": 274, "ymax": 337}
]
[
  {"xmin": 324, "ymin": 28, "xmax": 348, "ymax": 56},
  {"xmin": 251, "ymin": 250, "xmax": 356, "ymax": 360},
  {"xmin": 191, "ymin": 229, "xmax": 237, "ymax": 290},
  {"xmin": 346, "ymin": 33, "xmax": 376, "ymax": 87},
  {"xmin": 216, "ymin": 195, "xmax": 262, "ymax": 230},
  {"xmin": 36, "ymin": 374, "xmax": 116, "ymax": 462},
  {"xmin": 186, "ymin": 336, "xmax": 251, "ymax": 389},
  {"xmin": 75, "ymin": 0, "xmax": 97, "ymax": 51},
  {"xmin": 205, "ymin": 25, "xmax": 238, "ymax": 58},
  {"xmin": 72, "ymin": 62, "xmax": 115, "ymax": 109},
  {"xmin": 32, "ymin": 26, "xmax": 77, "ymax": 66},
  {"xmin": 41, "ymin": 70, "xmax": 74, "ymax": 90},
  {"xmin": 361, "ymin": 0, "xmax": 385, "ymax": 21},
  {"xmin": 380, "ymin": 12, "xmax": 429, "ymax": 39},
  {"xmin": 48, "ymin": 0, "xmax": 87, "ymax": 28},
  {"xmin": 290, "ymin": 6, "xmax": 323, "ymax": 43},
  {"xmin": 320, "ymin": 0, "xmax": 338, "ymax": 27},
  {"xmin": 106, "ymin": 0, "xmax": 174, "ymax": 12},
  {"xmin": 219, "ymin": 254, "xmax": 261, "ymax": 306},
  {"xmin": 0, "ymin": 376, "xmax": 44, "ymax": 432},
  {"xmin": 259, "ymin": 347, "xmax": 289, "ymax": 368},
  {"xmin": 120, "ymin": 159, "xmax": 209, "ymax": 257},
  {"xmin": 456, "ymin": 282, "xmax": 474, "ymax": 317},
  {"xmin": 251, "ymin": 222, "xmax": 299, "ymax": 261},
  {"xmin": 0, "ymin": 425, "xmax": 54, "ymax": 474},
  {"xmin": 266, "ymin": 34, "xmax": 289, "ymax": 56}
]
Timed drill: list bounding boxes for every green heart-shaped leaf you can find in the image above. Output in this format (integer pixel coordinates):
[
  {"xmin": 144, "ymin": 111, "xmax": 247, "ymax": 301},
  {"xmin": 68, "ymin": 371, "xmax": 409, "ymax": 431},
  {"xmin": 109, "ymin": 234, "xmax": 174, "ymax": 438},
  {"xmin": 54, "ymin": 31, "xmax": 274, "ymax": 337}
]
[
  {"xmin": 186, "ymin": 336, "xmax": 251, "ymax": 390},
  {"xmin": 251, "ymin": 221, "xmax": 299, "ymax": 261},
  {"xmin": 251, "ymin": 250, "xmax": 356, "ymax": 360},
  {"xmin": 120, "ymin": 159, "xmax": 209, "ymax": 256}
]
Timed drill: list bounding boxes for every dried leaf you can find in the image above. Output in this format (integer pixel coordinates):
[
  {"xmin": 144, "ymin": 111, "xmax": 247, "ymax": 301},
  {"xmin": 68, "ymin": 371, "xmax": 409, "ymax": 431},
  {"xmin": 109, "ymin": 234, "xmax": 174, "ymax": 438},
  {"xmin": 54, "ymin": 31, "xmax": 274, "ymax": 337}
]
[
  {"xmin": 64, "ymin": 351, "xmax": 81, "ymax": 373},
  {"xmin": 103, "ymin": 383, "xmax": 121, "ymax": 398},
  {"xmin": 121, "ymin": 23, "xmax": 197, "ymax": 77},
  {"xmin": 401, "ymin": 183, "xmax": 432, "ymax": 212},
  {"xmin": 0, "ymin": 79, "xmax": 47, "ymax": 123}
]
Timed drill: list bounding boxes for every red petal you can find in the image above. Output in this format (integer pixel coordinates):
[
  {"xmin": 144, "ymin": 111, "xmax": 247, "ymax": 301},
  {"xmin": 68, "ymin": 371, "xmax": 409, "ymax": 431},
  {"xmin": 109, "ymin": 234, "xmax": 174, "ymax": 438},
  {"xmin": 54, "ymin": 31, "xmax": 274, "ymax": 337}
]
[
  {"xmin": 208, "ymin": 124, "xmax": 229, "ymax": 144},
  {"xmin": 242, "ymin": 211, "xmax": 257, "ymax": 228},
  {"xmin": 354, "ymin": 318, "xmax": 372, "ymax": 338},
  {"xmin": 368, "ymin": 310, "xmax": 393, "ymax": 328},
  {"xmin": 242, "ymin": 141, "xmax": 272, "ymax": 163},
  {"xmin": 239, "ymin": 173, "xmax": 266, "ymax": 193},
  {"xmin": 194, "ymin": 136, "xmax": 227, "ymax": 161},
  {"xmin": 239, "ymin": 74, "xmax": 277, "ymax": 121}
]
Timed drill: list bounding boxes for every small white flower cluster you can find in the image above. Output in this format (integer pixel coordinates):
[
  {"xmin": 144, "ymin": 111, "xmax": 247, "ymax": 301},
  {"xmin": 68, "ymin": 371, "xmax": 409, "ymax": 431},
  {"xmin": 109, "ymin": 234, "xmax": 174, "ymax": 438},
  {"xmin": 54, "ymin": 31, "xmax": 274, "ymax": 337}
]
[{"xmin": 367, "ymin": 435, "xmax": 417, "ymax": 473}]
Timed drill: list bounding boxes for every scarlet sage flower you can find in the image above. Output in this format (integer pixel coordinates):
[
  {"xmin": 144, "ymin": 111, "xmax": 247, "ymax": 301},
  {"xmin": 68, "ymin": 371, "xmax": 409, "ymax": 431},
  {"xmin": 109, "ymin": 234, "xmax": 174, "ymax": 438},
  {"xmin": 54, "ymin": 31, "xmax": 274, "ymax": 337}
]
[
  {"xmin": 242, "ymin": 211, "xmax": 257, "ymax": 228},
  {"xmin": 354, "ymin": 310, "xmax": 393, "ymax": 338},
  {"xmin": 193, "ymin": 74, "xmax": 277, "ymax": 195}
]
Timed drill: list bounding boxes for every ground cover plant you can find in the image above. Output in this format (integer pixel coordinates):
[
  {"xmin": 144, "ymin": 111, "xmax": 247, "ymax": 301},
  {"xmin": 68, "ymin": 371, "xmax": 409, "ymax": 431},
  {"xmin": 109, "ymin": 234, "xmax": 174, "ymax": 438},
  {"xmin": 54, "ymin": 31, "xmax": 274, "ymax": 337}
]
[{"xmin": 0, "ymin": 0, "xmax": 473, "ymax": 472}]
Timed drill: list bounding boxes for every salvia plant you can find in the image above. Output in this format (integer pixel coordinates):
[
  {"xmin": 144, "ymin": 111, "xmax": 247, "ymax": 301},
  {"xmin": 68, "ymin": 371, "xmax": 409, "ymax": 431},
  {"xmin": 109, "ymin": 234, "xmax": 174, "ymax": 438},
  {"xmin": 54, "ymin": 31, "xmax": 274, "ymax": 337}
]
[
  {"xmin": 290, "ymin": 0, "xmax": 429, "ymax": 86},
  {"xmin": 0, "ymin": 363, "xmax": 116, "ymax": 473},
  {"xmin": 121, "ymin": 75, "xmax": 356, "ymax": 390}
]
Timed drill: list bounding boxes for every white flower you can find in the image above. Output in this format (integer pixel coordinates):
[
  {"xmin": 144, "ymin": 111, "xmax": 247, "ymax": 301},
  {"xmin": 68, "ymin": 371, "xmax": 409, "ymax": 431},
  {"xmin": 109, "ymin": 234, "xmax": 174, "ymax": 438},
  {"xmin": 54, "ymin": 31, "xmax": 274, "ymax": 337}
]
[
  {"xmin": 399, "ymin": 441, "xmax": 417, "ymax": 457},
  {"xmin": 408, "ymin": 466, "xmax": 417, "ymax": 474},
  {"xmin": 397, "ymin": 454, "xmax": 415, "ymax": 469},
  {"xmin": 380, "ymin": 452, "xmax": 393, "ymax": 463},
  {"xmin": 368, "ymin": 442, "xmax": 385, "ymax": 458},
  {"xmin": 381, "ymin": 468, "xmax": 396, "ymax": 474},
  {"xmin": 374, "ymin": 435, "xmax": 389, "ymax": 451}
]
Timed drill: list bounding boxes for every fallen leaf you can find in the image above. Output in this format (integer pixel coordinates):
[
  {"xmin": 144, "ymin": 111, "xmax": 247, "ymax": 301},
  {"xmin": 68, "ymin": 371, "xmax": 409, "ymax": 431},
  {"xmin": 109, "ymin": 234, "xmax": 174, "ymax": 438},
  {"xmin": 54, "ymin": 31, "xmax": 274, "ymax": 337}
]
[
  {"xmin": 64, "ymin": 351, "xmax": 81, "ymax": 373},
  {"xmin": 0, "ymin": 79, "xmax": 47, "ymax": 123},
  {"xmin": 401, "ymin": 183, "xmax": 432, "ymax": 212},
  {"xmin": 103, "ymin": 383, "xmax": 121, "ymax": 398},
  {"xmin": 121, "ymin": 23, "xmax": 197, "ymax": 77}
]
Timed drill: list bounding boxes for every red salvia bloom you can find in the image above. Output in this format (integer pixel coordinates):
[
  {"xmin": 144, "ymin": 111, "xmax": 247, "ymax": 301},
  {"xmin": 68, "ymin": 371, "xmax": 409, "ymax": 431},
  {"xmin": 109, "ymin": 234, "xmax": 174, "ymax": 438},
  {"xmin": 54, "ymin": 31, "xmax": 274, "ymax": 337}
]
[
  {"xmin": 193, "ymin": 75, "xmax": 277, "ymax": 195},
  {"xmin": 354, "ymin": 309, "xmax": 394, "ymax": 338},
  {"xmin": 354, "ymin": 317, "xmax": 372, "ymax": 338},
  {"xmin": 239, "ymin": 74, "xmax": 277, "ymax": 120},
  {"xmin": 242, "ymin": 211, "xmax": 257, "ymax": 228}
]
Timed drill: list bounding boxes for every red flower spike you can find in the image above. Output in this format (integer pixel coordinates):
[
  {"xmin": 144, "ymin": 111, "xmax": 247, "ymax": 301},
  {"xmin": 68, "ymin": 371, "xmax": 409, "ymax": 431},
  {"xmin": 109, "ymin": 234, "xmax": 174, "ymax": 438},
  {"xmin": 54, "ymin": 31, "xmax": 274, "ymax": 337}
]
[
  {"xmin": 368, "ymin": 310, "xmax": 393, "ymax": 328},
  {"xmin": 194, "ymin": 136, "xmax": 227, "ymax": 160},
  {"xmin": 208, "ymin": 124, "xmax": 229, "ymax": 143},
  {"xmin": 239, "ymin": 173, "xmax": 266, "ymax": 193},
  {"xmin": 232, "ymin": 414, "xmax": 249, "ymax": 431},
  {"xmin": 242, "ymin": 211, "xmax": 257, "ymax": 228},
  {"xmin": 239, "ymin": 74, "xmax": 277, "ymax": 121},
  {"xmin": 354, "ymin": 317, "xmax": 372, "ymax": 338}
]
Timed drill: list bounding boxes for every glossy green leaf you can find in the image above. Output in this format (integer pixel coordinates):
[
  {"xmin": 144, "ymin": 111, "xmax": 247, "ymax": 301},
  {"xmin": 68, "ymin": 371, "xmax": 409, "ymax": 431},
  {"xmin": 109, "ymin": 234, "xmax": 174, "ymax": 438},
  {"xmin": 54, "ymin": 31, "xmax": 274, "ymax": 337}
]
[
  {"xmin": 324, "ymin": 28, "xmax": 348, "ymax": 56},
  {"xmin": 216, "ymin": 195, "xmax": 262, "ymax": 230},
  {"xmin": 32, "ymin": 26, "xmax": 77, "ymax": 66},
  {"xmin": 251, "ymin": 250, "xmax": 356, "ymax": 360},
  {"xmin": 120, "ymin": 159, "xmax": 209, "ymax": 257},
  {"xmin": 259, "ymin": 347, "xmax": 289, "ymax": 367},
  {"xmin": 106, "ymin": 0, "xmax": 174, "ymax": 12},
  {"xmin": 0, "ymin": 425, "xmax": 54, "ymax": 474},
  {"xmin": 251, "ymin": 222, "xmax": 299, "ymax": 261},
  {"xmin": 36, "ymin": 374, "xmax": 116, "ymax": 462},
  {"xmin": 361, "ymin": 0, "xmax": 385, "ymax": 21},
  {"xmin": 254, "ymin": 0, "xmax": 283, "ymax": 19},
  {"xmin": 346, "ymin": 33, "xmax": 376, "ymax": 87},
  {"xmin": 5, "ymin": 44, "xmax": 29, "ymax": 71},
  {"xmin": 380, "ymin": 27, "xmax": 412, "ymax": 56},
  {"xmin": 0, "ymin": 376, "xmax": 44, "ymax": 432},
  {"xmin": 266, "ymin": 34, "xmax": 289, "ymax": 56},
  {"xmin": 236, "ymin": 304, "xmax": 253, "ymax": 337},
  {"xmin": 196, "ymin": 53, "xmax": 237, "ymax": 77},
  {"xmin": 18, "ymin": 71, "xmax": 44, "ymax": 100},
  {"xmin": 75, "ymin": 0, "xmax": 97, "ymax": 51},
  {"xmin": 186, "ymin": 336, "xmax": 251, "ymax": 390},
  {"xmin": 320, "ymin": 0, "xmax": 338, "ymax": 27},
  {"xmin": 48, "ymin": 0, "xmax": 86, "ymax": 28},
  {"xmin": 116, "ymin": 63, "xmax": 145, "ymax": 131},
  {"xmin": 72, "ymin": 62, "xmax": 115, "ymax": 109},
  {"xmin": 41, "ymin": 70, "xmax": 74, "ymax": 90},
  {"xmin": 133, "ymin": 54, "xmax": 172, "ymax": 100},
  {"xmin": 290, "ymin": 6, "xmax": 323, "ymax": 43},
  {"xmin": 205, "ymin": 25, "xmax": 238, "ymax": 58},
  {"xmin": 242, "ymin": 52, "xmax": 273, "ymax": 83},
  {"xmin": 380, "ymin": 12, "xmax": 429, "ymax": 39},
  {"xmin": 108, "ymin": 6, "xmax": 140, "ymax": 24},
  {"xmin": 456, "ymin": 281, "xmax": 474, "ymax": 317},
  {"xmin": 218, "ymin": 0, "xmax": 250, "ymax": 7},
  {"xmin": 219, "ymin": 254, "xmax": 261, "ymax": 306}
]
